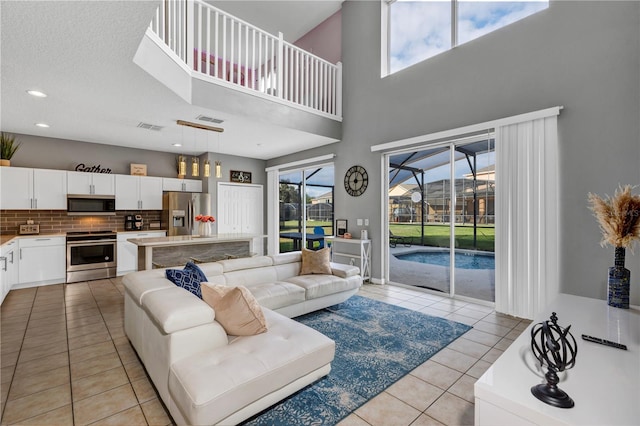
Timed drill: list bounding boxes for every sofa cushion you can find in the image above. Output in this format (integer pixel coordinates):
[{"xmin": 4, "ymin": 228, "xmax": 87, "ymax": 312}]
[
  {"xmin": 300, "ymin": 248, "xmax": 332, "ymax": 275},
  {"xmin": 143, "ymin": 287, "xmax": 214, "ymax": 334},
  {"xmin": 123, "ymin": 271, "xmax": 174, "ymax": 305},
  {"xmin": 270, "ymin": 251, "xmax": 302, "ymax": 265},
  {"xmin": 247, "ymin": 281, "xmax": 306, "ymax": 310},
  {"xmin": 201, "ymin": 284, "xmax": 267, "ymax": 336},
  {"xmin": 286, "ymin": 274, "xmax": 361, "ymax": 300},
  {"xmin": 168, "ymin": 309, "xmax": 335, "ymax": 426},
  {"xmin": 165, "ymin": 262, "xmax": 208, "ymax": 299},
  {"xmin": 219, "ymin": 256, "xmax": 273, "ymax": 272},
  {"xmin": 330, "ymin": 262, "xmax": 360, "ymax": 279}
]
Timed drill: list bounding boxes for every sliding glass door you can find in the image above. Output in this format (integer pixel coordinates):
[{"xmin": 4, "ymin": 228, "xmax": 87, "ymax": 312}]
[
  {"xmin": 279, "ymin": 165, "xmax": 334, "ymax": 253},
  {"xmin": 389, "ymin": 146, "xmax": 452, "ymax": 295},
  {"xmin": 387, "ymin": 135, "xmax": 495, "ymax": 302}
]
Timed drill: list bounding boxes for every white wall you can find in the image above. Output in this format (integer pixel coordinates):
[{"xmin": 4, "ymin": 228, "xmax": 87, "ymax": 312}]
[{"xmin": 268, "ymin": 0, "xmax": 640, "ymax": 305}]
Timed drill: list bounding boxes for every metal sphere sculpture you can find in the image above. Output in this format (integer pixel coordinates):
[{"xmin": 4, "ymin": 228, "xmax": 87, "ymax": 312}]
[{"xmin": 530, "ymin": 312, "xmax": 578, "ymax": 408}]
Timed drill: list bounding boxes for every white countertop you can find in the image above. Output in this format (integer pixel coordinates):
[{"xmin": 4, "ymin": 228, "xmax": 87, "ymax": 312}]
[
  {"xmin": 127, "ymin": 233, "xmax": 266, "ymax": 247},
  {"xmin": 1, "ymin": 233, "xmax": 66, "ymax": 247},
  {"xmin": 475, "ymin": 293, "xmax": 639, "ymax": 425}
]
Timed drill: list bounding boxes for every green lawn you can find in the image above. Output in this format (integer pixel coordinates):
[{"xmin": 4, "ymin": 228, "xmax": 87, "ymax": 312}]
[
  {"xmin": 390, "ymin": 223, "xmax": 495, "ymax": 252},
  {"xmin": 278, "ymin": 221, "xmax": 495, "ymax": 252}
]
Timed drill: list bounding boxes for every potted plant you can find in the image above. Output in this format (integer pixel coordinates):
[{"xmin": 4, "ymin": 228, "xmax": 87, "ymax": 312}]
[
  {"xmin": 588, "ymin": 185, "xmax": 640, "ymax": 308},
  {"xmin": 0, "ymin": 132, "xmax": 21, "ymax": 166}
]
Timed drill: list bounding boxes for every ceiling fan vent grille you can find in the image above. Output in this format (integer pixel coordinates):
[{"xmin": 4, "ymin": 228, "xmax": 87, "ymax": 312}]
[
  {"xmin": 137, "ymin": 122, "xmax": 164, "ymax": 131},
  {"xmin": 196, "ymin": 115, "xmax": 224, "ymax": 124}
]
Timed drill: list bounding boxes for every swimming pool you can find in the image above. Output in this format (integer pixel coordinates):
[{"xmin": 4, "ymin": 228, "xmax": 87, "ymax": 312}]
[{"xmin": 394, "ymin": 251, "xmax": 495, "ymax": 270}]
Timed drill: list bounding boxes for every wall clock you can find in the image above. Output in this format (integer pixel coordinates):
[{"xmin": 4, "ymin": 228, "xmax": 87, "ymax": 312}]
[{"xmin": 344, "ymin": 165, "xmax": 368, "ymax": 197}]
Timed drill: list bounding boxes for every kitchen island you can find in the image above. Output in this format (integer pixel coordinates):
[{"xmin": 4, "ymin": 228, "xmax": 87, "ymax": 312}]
[{"xmin": 128, "ymin": 234, "xmax": 266, "ymax": 270}]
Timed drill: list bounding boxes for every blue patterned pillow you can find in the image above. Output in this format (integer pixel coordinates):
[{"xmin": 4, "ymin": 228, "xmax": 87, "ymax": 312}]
[{"xmin": 165, "ymin": 262, "xmax": 207, "ymax": 299}]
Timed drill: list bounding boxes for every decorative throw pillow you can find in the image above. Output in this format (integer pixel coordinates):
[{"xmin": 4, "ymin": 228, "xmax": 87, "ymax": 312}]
[
  {"xmin": 165, "ymin": 261, "xmax": 207, "ymax": 299},
  {"xmin": 300, "ymin": 247, "xmax": 332, "ymax": 275},
  {"xmin": 201, "ymin": 284, "xmax": 267, "ymax": 336}
]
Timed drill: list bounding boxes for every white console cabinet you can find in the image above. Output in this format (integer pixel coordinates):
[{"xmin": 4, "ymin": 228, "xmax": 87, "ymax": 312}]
[
  {"xmin": 325, "ymin": 237, "xmax": 371, "ymax": 282},
  {"xmin": 474, "ymin": 293, "xmax": 639, "ymax": 425}
]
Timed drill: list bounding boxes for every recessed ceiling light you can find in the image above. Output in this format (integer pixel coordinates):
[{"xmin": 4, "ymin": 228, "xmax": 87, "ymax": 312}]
[
  {"xmin": 35, "ymin": 123, "xmax": 50, "ymax": 128},
  {"xmin": 27, "ymin": 90, "xmax": 47, "ymax": 98},
  {"xmin": 172, "ymin": 143, "xmax": 182, "ymax": 147}
]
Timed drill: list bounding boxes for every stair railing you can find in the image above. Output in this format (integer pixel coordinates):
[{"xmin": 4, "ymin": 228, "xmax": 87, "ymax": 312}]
[{"xmin": 148, "ymin": 0, "xmax": 342, "ymax": 119}]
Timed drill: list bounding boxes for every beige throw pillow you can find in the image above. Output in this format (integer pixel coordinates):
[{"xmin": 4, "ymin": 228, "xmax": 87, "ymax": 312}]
[
  {"xmin": 300, "ymin": 247, "xmax": 332, "ymax": 275},
  {"xmin": 201, "ymin": 284, "xmax": 267, "ymax": 336}
]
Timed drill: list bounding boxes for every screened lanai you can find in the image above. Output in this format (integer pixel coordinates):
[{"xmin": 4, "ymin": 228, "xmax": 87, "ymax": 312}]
[{"xmin": 388, "ymin": 137, "xmax": 496, "ymax": 302}]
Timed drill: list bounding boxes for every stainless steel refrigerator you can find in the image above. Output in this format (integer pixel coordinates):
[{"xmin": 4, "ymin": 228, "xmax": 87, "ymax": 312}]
[{"xmin": 162, "ymin": 192, "xmax": 211, "ymax": 236}]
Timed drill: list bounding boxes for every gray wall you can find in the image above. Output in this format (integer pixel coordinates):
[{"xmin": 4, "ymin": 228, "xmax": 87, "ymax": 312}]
[
  {"xmin": 269, "ymin": 1, "xmax": 640, "ymax": 304},
  {"xmin": 9, "ymin": 133, "xmax": 178, "ymax": 177}
]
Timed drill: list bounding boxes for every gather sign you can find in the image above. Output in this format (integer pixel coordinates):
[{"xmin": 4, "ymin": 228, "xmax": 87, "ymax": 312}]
[{"xmin": 74, "ymin": 164, "xmax": 112, "ymax": 173}]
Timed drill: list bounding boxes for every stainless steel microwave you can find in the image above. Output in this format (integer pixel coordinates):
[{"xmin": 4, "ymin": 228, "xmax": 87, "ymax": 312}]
[{"xmin": 67, "ymin": 194, "xmax": 116, "ymax": 215}]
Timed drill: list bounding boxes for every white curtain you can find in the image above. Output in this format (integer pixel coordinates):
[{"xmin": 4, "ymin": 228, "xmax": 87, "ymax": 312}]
[{"xmin": 495, "ymin": 113, "xmax": 560, "ymax": 319}]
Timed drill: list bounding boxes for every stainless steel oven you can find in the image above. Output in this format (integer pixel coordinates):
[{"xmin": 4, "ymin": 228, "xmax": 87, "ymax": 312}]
[{"xmin": 66, "ymin": 231, "xmax": 117, "ymax": 283}]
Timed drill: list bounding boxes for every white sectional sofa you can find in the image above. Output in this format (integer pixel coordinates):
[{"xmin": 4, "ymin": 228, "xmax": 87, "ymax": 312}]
[{"xmin": 123, "ymin": 251, "xmax": 362, "ymax": 425}]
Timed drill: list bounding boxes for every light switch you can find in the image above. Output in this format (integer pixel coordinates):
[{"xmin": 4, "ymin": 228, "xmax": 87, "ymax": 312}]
[
  {"xmin": 364, "ymin": 219, "xmax": 369, "ymax": 226},
  {"xmin": 357, "ymin": 219, "xmax": 363, "ymax": 226}
]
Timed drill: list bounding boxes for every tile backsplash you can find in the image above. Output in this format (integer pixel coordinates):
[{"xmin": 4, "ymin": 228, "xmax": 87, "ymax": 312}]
[{"xmin": 0, "ymin": 210, "xmax": 162, "ymax": 235}]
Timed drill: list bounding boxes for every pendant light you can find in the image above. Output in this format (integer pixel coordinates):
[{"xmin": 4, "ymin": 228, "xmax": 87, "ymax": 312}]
[
  {"xmin": 203, "ymin": 159, "xmax": 211, "ymax": 177},
  {"xmin": 192, "ymin": 157, "xmax": 199, "ymax": 177},
  {"xmin": 215, "ymin": 132, "xmax": 223, "ymax": 178},
  {"xmin": 178, "ymin": 155, "xmax": 187, "ymax": 178}
]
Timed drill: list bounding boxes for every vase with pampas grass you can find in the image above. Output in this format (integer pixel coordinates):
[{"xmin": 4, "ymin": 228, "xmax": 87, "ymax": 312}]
[{"xmin": 588, "ymin": 185, "xmax": 640, "ymax": 308}]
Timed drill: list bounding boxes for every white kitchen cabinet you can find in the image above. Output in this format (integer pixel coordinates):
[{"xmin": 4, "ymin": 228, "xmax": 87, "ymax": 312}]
[
  {"xmin": 162, "ymin": 178, "xmax": 202, "ymax": 193},
  {"xmin": 17, "ymin": 236, "xmax": 65, "ymax": 287},
  {"xmin": 115, "ymin": 175, "xmax": 162, "ymax": 210},
  {"xmin": 67, "ymin": 171, "xmax": 115, "ymax": 195},
  {"xmin": 0, "ymin": 167, "xmax": 67, "ymax": 210},
  {"xmin": 117, "ymin": 231, "xmax": 166, "ymax": 276},
  {"xmin": 0, "ymin": 240, "xmax": 19, "ymax": 304}
]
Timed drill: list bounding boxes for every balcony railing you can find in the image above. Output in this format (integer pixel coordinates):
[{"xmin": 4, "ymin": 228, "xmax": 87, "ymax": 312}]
[{"xmin": 148, "ymin": 0, "xmax": 342, "ymax": 120}]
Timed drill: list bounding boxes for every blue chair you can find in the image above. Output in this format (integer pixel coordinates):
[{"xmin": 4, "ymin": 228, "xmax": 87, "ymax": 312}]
[{"xmin": 313, "ymin": 226, "xmax": 326, "ymax": 249}]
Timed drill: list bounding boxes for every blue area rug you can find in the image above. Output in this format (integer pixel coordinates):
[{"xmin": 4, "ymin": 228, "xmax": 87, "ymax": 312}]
[{"xmin": 243, "ymin": 295, "xmax": 472, "ymax": 425}]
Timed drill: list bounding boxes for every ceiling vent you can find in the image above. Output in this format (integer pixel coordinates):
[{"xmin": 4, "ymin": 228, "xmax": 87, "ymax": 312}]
[
  {"xmin": 137, "ymin": 122, "xmax": 164, "ymax": 131},
  {"xmin": 196, "ymin": 115, "xmax": 224, "ymax": 124}
]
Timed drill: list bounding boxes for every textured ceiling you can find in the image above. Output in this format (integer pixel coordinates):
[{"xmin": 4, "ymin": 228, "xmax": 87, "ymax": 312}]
[{"xmin": 0, "ymin": 0, "xmax": 342, "ymax": 160}]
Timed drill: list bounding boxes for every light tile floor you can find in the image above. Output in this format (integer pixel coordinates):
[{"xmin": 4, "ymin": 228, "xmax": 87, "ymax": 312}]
[{"xmin": 0, "ymin": 280, "xmax": 530, "ymax": 425}]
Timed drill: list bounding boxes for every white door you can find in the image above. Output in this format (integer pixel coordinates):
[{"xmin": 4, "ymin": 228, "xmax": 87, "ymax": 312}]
[{"xmin": 217, "ymin": 183, "xmax": 263, "ymax": 235}]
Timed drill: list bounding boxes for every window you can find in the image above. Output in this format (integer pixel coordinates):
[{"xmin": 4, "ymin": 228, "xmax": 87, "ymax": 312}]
[
  {"xmin": 385, "ymin": 0, "xmax": 549, "ymax": 75},
  {"xmin": 278, "ymin": 165, "xmax": 335, "ymax": 253}
]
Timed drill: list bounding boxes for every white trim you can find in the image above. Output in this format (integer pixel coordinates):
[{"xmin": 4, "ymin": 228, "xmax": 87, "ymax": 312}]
[
  {"xmin": 265, "ymin": 153, "xmax": 335, "ymax": 172},
  {"xmin": 371, "ymin": 106, "xmax": 562, "ymax": 153},
  {"xmin": 381, "ymin": 154, "xmax": 389, "ymax": 285}
]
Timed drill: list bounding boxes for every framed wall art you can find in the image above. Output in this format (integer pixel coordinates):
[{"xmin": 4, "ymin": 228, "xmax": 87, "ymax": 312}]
[{"xmin": 336, "ymin": 219, "xmax": 348, "ymax": 236}]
